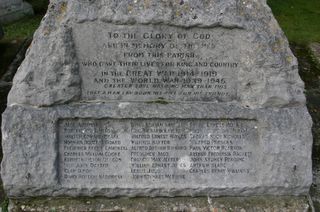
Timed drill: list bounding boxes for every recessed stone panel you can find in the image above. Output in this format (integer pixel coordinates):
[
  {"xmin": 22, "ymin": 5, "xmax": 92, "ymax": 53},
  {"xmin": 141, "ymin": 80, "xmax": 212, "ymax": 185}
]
[
  {"xmin": 73, "ymin": 24, "xmax": 246, "ymax": 102},
  {"xmin": 58, "ymin": 118, "xmax": 259, "ymax": 188}
]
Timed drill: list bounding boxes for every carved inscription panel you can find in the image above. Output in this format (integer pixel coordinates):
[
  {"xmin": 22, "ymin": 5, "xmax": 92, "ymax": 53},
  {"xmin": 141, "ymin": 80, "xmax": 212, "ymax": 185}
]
[
  {"xmin": 73, "ymin": 24, "xmax": 248, "ymax": 102},
  {"xmin": 59, "ymin": 119, "xmax": 259, "ymax": 188}
]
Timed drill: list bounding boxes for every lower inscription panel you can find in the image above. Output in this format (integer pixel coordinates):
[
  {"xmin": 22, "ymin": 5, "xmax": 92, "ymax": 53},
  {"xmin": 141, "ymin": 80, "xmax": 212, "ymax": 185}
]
[{"xmin": 58, "ymin": 119, "xmax": 259, "ymax": 188}]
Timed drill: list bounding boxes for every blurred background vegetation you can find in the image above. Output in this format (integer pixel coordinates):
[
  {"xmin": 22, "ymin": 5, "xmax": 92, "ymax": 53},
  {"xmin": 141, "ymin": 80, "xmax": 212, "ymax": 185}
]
[
  {"xmin": 1, "ymin": 0, "xmax": 48, "ymax": 41},
  {"xmin": 0, "ymin": 0, "xmax": 49, "ymax": 77},
  {"xmin": 268, "ymin": 0, "xmax": 320, "ymax": 44}
]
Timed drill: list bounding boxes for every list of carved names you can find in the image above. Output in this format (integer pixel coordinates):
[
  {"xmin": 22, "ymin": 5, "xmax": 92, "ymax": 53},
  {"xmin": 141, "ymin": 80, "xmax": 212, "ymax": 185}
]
[
  {"xmin": 74, "ymin": 24, "xmax": 242, "ymax": 102},
  {"xmin": 59, "ymin": 119, "xmax": 258, "ymax": 187}
]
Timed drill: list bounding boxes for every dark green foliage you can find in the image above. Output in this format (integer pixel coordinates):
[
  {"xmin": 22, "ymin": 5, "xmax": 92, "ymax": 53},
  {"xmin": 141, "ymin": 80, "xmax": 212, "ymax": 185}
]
[
  {"xmin": 26, "ymin": 0, "xmax": 49, "ymax": 15},
  {"xmin": 0, "ymin": 198, "xmax": 9, "ymax": 212}
]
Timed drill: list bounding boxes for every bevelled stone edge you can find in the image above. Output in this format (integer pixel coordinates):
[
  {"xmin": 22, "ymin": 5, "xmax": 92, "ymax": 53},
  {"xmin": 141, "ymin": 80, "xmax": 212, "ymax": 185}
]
[
  {"xmin": 7, "ymin": 196, "xmax": 310, "ymax": 212},
  {"xmin": 3, "ymin": 187, "xmax": 312, "ymax": 199},
  {"xmin": 2, "ymin": 101, "xmax": 314, "ymax": 120}
]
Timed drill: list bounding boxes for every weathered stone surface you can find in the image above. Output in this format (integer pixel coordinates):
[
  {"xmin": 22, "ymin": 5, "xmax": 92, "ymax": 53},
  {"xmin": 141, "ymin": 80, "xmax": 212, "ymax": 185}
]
[
  {"xmin": 76, "ymin": 24, "xmax": 241, "ymax": 102},
  {"xmin": 8, "ymin": 0, "xmax": 305, "ymax": 108},
  {"xmin": 8, "ymin": 196, "xmax": 311, "ymax": 212},
  {"xmin": 1, "ymin": 103, "xmax": 312, "ymax": 197},
  {"xmin": 0, "ymin": 0, "xmax": 33, "ymax": 24},
  {"xmin": 58, "ymin": 119, "xmax": 259, "ymax": 188},
  {"xmin": 1, "ymin": 0, "xmax": 313, "ymax": 198}
]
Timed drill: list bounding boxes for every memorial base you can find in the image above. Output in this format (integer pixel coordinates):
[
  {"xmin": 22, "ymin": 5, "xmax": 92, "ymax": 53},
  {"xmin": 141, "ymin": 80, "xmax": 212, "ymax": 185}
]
[
  {"xmin": 7, "ymin": 196, "xmax": 310, "ymax": 212},
  {"xmin": 1, "ymin": 103, "xmax": 312, "ymax": 197}
]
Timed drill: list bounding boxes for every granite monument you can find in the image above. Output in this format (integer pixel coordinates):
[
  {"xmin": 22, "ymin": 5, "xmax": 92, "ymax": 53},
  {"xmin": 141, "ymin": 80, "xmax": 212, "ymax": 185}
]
[{"xmin": 1, "ymin": 0, "xmax": 313, "ymax": 198}]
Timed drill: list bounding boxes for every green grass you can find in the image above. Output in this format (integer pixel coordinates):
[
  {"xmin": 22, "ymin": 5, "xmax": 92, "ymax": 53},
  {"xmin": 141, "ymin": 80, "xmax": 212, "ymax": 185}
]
[
  {"xmin": 0, "ymin": 15, "xmax": 42, "ymax": 75},
  {"xmin": 0, "ymin": 0, "xmax": 48, "ymax": 75},
  {"xmin": 1, "ymin": 0, "xmax": 48, "ymax": 41},
  {"xmin": 0, "ymin": 198, "xmax": 9, "ymax": 212},
  {"xmin": 268, "ymin": 0, "xmax": 320, "ymax": 44},
  {"xmin": 2, "ymin": 15, "xmax": 43, "ymax": 41}
]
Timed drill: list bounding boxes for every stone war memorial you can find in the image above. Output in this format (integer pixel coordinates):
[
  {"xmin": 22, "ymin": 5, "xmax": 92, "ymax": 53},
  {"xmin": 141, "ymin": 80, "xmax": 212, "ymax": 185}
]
[
  {"xmin": 0, "ymin": 0, "xmax": 33, "ymax": 24},
  {"xmin": 1, "ymin": 0, "xmax": 314, "ymax": 210}
]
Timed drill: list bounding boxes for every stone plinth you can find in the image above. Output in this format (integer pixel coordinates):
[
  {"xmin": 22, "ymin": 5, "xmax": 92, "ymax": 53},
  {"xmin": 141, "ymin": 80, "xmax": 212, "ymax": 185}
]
[{"xmin": 8, "ymin": 196, "xmax": 311, "ymax": 212}]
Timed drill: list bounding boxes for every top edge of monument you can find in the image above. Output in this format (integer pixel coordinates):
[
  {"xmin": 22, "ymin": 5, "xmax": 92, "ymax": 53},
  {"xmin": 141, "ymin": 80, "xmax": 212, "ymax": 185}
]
[{"xmin": 54, "ymin": 0, "xmax": 271, "ymax": 29}]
